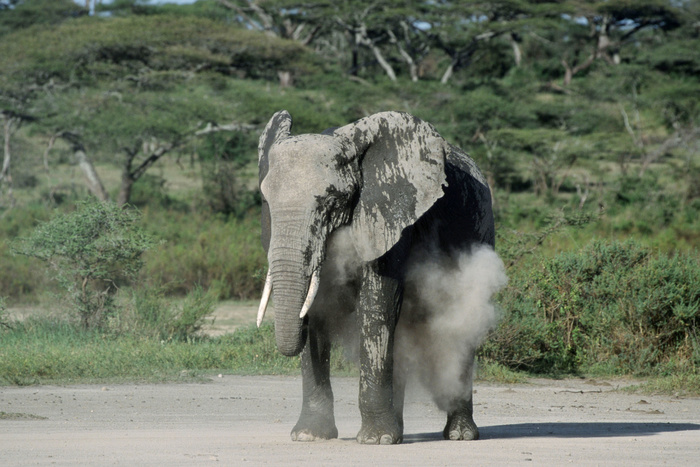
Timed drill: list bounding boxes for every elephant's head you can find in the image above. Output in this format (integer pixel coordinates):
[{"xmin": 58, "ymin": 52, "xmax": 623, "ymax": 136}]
[{"xmin": 258, "ymin": 110, "xmax": 448, "ymax": 356}]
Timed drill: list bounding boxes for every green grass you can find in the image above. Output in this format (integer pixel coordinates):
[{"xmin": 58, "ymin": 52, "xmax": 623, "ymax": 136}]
[
  {"xmin": 0, "ymin": 314, "xmax": 537, "ymax": 387},
  {"xmin": 0, "ymin": 320, "xmax": 300, "ymax": 385},
  {"xmin": 475, "ymin": 361, "xmax": 528, "ymax": 384},
  {"xmin": 2, "ymin": 315, "xmax": 697, "ymax": 395},
  {"xmin": 0, "ymin": 317, "xmax": 361, "ymax": 386},
  {"xmin": 623, "ymin": 373, "xmax": 700, "ymax": 396}
]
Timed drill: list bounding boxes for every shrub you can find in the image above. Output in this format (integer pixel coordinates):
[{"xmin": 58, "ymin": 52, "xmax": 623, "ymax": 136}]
[
  {"xmin": 140, "ymin": 210, "xmax": 266, "ymax": 300},
  {"xmin": 198, "ymin": 131, "xmax": 260, "ymax": 216},
  {"xmin": 128, "ymin": 174, "xmax": 185, "ymax": 210},
  {"xmin": 486, "ymin": 239, "xmax": 700, "ymax": 375},
  {"xmin": 0, "ymin": 297, "xmax": 10, "ymax": 330},
  {"xmin": 13, "ymin": 200, "xmax": 159, "ymax": 329}
]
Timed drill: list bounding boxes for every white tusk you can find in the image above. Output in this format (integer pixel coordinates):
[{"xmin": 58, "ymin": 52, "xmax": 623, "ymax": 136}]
[
  {"xmin": 256, "ymin": 269, "xmax": 273, "ymax": 328},
  {"xmin": 299, "ymin": 270, "xmax": 321, "ymax": 319}
]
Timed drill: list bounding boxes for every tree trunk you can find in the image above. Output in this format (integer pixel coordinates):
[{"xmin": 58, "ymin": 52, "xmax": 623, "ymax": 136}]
[
  {"xmin": 51, "ymin": 132, "xmax": 110, "ymax": 202},
  {"xmin": 509, "ymin": 33, "xmax": 522, "ymax": 67},
  {"xmin": 367, "ymin": 39, "xmax": 397, "ymax": 81},
  {"xmin": 440, "ymin": 61, "xmax": 455, "ymax": 85},
  {"xmin": 351, "ymin": 41, "xmax": 359, "ymax": 76},
  {"xmin": 1, "ymin": 114, "xmax": 20, "ymax": 207},
  {"xmin": 117, "ymin": 142, "xmax": 174, "ymax": 206},
  {"xmin": 561, "ymin": 54, "xmax": 594, "ymax": 86},
  {"xmin": 277, "ymin": 70, "xmax": 293, "ymax": 88},
  {"xmin": 117, "ymin": 172, "xmax": 134, "ymax": 207},
  {"xmin": 74, "ymin": 147, "xmax": 110, "ymax": 202},
  {"xmin": 43, "ymin": 133, "xmax": 60, "ymax": 172},
  {"xmin": 562, "ymin": 60, "xmax": 573, "ymax": 86},
  {"xmin": 1, "ymin": 116, "xmax": 12, "ymax": 184}
]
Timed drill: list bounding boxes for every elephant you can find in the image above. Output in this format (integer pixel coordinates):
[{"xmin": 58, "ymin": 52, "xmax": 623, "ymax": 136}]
[{"xmin": 256, "ymin": 110, "xmax": 498, "ymax": 444}]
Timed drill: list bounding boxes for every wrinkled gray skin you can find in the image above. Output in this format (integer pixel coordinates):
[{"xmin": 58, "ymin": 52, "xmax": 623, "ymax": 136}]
[{"xmin": 258, "ymin": 110, "xmax": 495, "ymax": 444}]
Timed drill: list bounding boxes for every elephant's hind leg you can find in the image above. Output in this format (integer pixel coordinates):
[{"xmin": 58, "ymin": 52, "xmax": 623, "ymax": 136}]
[
  {"xmin": 438, "ymin": 348, "xmax": 479, "ymax": 441},
  {"xmin": 443, "ymin": 398, "xmax": 479, "ymax": 441},
  {"xmin": 291, "ymin": 324, "xmax": 338, "ymax": 441}
]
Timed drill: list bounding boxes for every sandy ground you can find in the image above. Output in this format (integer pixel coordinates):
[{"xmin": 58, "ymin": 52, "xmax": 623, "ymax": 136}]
[
  {"xmin": 3, "ymin": 304, "xmax": 699, "ymax": 465},
  {"xmin": 1, "ymin": 376, "xmax": 699, "ymax": 466}
]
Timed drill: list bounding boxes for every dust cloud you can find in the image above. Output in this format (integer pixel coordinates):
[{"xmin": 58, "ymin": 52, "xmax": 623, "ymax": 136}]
[{"xmin": 396, "ymin": 246, "xmax": 508, "ymax": 412}]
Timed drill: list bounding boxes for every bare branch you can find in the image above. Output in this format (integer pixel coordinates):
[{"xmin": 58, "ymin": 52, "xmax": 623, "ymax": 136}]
[
  {"xmin": 195, "ymin": 121, "xmax": 256, "ymax": 136},
  {"xmin": 217, "ymin": 0, "xmax": 265, "ymax": 32},
  {"xmin": 387, "ymin": 28, "xmax": 417, "ymax": 81},
  {"xmin": 355, "ymin": 22, "xmax": 397, "ymax": 81},
  {"xmin": 620, "ymin": 105, "xmax": 643, "ymax": 149}
]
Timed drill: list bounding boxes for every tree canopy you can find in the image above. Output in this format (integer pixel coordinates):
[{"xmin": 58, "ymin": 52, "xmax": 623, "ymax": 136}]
[{"xmin": 0, "ymin": 0, "xmax": 698, "ymax": 210}]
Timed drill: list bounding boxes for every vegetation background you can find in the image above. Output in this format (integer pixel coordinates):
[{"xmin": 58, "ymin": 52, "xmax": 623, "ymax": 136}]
[{"xmin": 0, "ymin": 0, "xmax": 698, "ymax": 391}]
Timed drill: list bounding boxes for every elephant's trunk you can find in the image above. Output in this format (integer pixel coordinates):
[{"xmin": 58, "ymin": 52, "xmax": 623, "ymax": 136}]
[
  {"xmin": 267, "ymin": 239, "xmax": 313, "ymax": 356},
  {"xmin": 271, "ymin": 281, "xmax": 306, "ymax": 356}
]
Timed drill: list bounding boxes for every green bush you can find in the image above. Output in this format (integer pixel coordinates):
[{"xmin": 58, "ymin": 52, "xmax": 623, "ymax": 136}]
[
  {"xmin": 13, "ymin": 201, "xmax": 159, "ymax": 328},
  {"xmin": 486, "ymin": 239, "xmax": 700, "ymax": 375},
  {"xmin": 0, "ymin": 0, "xmax": 84, "ymax": 37}
]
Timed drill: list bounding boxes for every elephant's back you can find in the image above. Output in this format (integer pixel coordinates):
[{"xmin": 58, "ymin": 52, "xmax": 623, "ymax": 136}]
[
  {"xmin": 445, "ymin": 144, "xmax": 489, "ymax": 189},
  {"xmin": 413, "ymin": 145, "xmax": 495, "ymax": 250}
]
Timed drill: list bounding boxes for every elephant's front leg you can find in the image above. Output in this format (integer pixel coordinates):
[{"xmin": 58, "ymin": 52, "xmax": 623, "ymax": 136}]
[
  {"xmin": 291, "ymin": 321, "xmax": 338, "ymax": 441},
  {"xmin": 356, "ymin": 263, "xmax": 403, "ymax": 445}
]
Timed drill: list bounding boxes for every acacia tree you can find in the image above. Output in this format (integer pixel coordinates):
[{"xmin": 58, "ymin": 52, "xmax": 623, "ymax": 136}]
[
  {"xmin": 0, "ymin": 0, "xmax": 85, "ymax": 36},
  {"xmin": 0, "ymin": 11, "xmax": 312, "ymax": 205},
  {"xmin": 558, "ymin": 0, "xmax": 682, "ymax": 85},
  {"xmin": 217, "ymin": 0, "xmax": 324, "ymax": 45},
  {"xmin": 423, "ymin": 1, "xmax": 531, "ymax": 84},
  {"xmin": 219, "ymin": 0, "xmax": 435, "ymax": 82}
]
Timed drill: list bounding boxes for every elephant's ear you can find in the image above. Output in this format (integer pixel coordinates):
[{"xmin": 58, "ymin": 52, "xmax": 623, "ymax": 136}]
[
  {"xmin": 258, "ymin": 110, "xmax": 292, "ymax": 253},
  {"xmin": 334, "ymin": 112, "xmax": 447, "ymax": 262},
  {"xmin": 258, "ymin": 110, "xmax": 292, "ymax": 185}
]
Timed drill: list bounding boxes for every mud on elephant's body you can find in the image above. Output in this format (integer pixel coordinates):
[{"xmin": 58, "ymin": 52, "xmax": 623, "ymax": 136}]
[{"xmin": 257, "ymin": 110, "xmax": 503, "ymax": 444}]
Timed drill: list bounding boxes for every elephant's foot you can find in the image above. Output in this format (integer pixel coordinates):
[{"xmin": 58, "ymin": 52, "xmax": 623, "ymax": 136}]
[
  {"xmin": 291, "ymin": 414, "xmax": 338, "ymax": 442},
  {"xmin": 356, "ymin": 414, "xmax": 403, "ymax": 444},
  {"xmin": 443, "ymin": 402, "xmax": 479, "ymax": 441}
]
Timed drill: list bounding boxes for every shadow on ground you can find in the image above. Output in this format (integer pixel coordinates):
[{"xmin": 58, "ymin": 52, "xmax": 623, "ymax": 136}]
[{"xmin": 402, "ymin": 422, "xmax": 700, "ymax": 443}]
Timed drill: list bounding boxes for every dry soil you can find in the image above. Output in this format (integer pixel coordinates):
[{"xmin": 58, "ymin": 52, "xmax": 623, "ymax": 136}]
[{"xmin": 1, "ymin": 376, "xmax": 699, "ymax": 466}]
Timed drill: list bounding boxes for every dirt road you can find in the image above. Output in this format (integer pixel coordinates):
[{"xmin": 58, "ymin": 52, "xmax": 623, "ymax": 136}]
[{"xmin": 1, "ymin": 375, "xmax": 699, "ymax": 466}]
